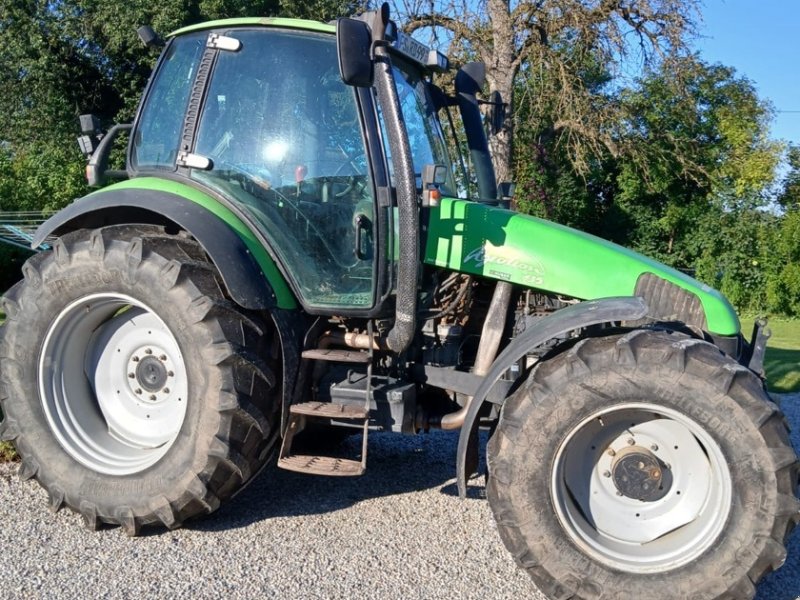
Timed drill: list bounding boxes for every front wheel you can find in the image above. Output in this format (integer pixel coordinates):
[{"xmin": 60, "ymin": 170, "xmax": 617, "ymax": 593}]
[
  {"xmin": 0, "ymin": 226, "xmax": 281, "ymax": 534},
  {"xmin": 488, "ymin": 330, "xmax": 799, "ymax": 600}
]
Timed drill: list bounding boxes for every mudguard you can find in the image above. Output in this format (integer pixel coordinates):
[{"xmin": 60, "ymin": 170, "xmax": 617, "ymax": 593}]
[
  {"xmin": 456, "ymin": 296, "xmax": 650, "ymax": 497},
  {"xmin": 33, "ymin": 187, "xmax": 293, "ymax": 310}
]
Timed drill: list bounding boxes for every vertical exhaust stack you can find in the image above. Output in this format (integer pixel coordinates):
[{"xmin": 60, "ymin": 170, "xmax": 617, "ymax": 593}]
[{"xmin": 455, "ymin": 62, "xmax": 497, "ymax": 201}]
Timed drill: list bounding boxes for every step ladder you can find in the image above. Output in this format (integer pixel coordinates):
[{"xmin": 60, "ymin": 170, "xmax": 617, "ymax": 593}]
[{"xmin": 277, "ymin": 336, "xmax": 374, "ymax": 477}]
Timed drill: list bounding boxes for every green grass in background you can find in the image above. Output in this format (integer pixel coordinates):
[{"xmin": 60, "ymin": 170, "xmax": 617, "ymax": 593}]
[{"xmin": 740, "ymin": 317, "xmax": 800, "ymax": 394}]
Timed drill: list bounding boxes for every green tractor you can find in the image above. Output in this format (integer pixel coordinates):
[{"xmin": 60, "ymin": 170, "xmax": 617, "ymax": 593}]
[{"xmin": 1, "ymin": 5, "xmax": 797, "ymax": 598}]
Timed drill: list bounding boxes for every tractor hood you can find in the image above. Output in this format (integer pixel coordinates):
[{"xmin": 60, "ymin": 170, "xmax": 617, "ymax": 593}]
[{"xmin": 423, "ymin": 198, "xmax": 739, "ymax": 336}]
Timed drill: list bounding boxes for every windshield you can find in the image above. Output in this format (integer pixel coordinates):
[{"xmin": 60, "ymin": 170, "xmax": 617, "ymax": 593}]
[
  {"xmin": 183, "ymin": 29, "xmax": 374, "ymax": 309},
  {"xmin": 386, "ymin": 62, "xmax": 458, "ymax": 195}
]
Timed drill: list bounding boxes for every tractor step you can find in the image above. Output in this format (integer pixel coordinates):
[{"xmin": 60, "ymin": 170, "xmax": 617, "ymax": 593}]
[
  {"xmin": 301, "ymin": 348, "xmax": 370, "ymax": 363},
  {"xmin": 281, "ymin": 328, "xmax": 375, "ymax": 477},
  {"xmin": 278, "ymin": 402, "xmax": 370, "ymax": 477},
  {"xmin": 288, "ymin": 401, "xmax": 368, "ymax": 419},
  {"xmin": 277, "ymin": 454, "xmax": 365, "ymax": 476}
]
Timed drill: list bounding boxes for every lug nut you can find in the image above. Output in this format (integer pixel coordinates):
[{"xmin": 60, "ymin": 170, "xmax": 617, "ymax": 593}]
[
  {"xmin": 135, "ymin": 388, "xmax": 142, "ymax": 395},
  {"xmin": 627, "ymin": 438, "xmax": 635, "ymax": 446},
  {"xmin": 128, "ymin": 373, "xmax": 135, "ymax": 379},
  {"xmin": 159, "ymin": 355, "xmax": 167, "ymax": 361},
  {"xmin": 607, "ymin": 449, "xmax": 616, "ymax": 457},
  {"xmin": 651, "ymin": 444, "xmax": 659, "ymax": 451},
  {"xmin": 145, "ymin": 348, "xmax": 153, "ymax": 355},
  {"xmin": 168, "ymin": 371, "xmax": 174, "ymax": 377},
  {"xmin": 149, "ymin": 394, "xmax": 157, "ymax": 401},
  {"xmin": 603, "ymin": 470, "xmax": 611, "ymax": 478},
  {"xmin": 163, "ymin": 388, "xmax": 170, "ymax": 394},
  {"xmin": 132, "ymin": 356, "xmax": 140, "ymax": 362}
]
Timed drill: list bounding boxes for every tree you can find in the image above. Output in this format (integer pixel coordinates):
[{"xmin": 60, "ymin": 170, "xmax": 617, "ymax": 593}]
[
  {"xmin": 514, "ymin": 56, "xmax": 780, "ymax": 269},
  {"xmin": 392, "ymin": 0, "xmax": 699, "ymax": 184},
  {"xmin": 777, "ymin": 144, "xmax": 800, "ymax": 211},
  {"xmin": 611, "ymin": 58, "xmax": 780, "ymax": 264},
  {"xmin": 766, "ymin": 154, "xmax": 800, "ymax": 316}
]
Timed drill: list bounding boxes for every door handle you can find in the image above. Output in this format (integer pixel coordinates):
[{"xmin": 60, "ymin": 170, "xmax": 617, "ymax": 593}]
[{"xmin": 354, "ymin": 214, "xmax": 371, "ymax": 260}]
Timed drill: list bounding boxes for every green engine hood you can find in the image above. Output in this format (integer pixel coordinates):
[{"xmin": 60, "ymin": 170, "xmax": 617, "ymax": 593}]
[{"xmin": 423, "ymin": 198, "xmax": 739, "ymax": 336}]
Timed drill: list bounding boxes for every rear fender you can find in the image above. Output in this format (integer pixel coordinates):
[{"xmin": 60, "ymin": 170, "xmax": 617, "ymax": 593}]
[{"xmin": 33, "ymin": 187, "xmax": 295, "ymax": 311}]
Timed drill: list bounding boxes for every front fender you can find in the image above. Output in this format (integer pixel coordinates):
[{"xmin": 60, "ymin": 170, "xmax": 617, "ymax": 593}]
[
  {"xmin": 456, "ymin": 296, "xmax": 649, "ymax": 497},
  {"xmin": 33, "ymin": 181, "xmax": 296, "ymax": 310}
]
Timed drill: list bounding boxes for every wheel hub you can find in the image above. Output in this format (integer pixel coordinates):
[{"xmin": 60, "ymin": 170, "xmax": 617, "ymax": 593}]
[
  {"xmin": 136, "ymin": 355, "xmax": 168, "ymax": 392},
  {"xmin": 611, "ymin": 446, "xmax": 666, "ymax": 501},
  {"xmin": 124, "ymin": 343, "xmax": 178, "ymax": 403}
]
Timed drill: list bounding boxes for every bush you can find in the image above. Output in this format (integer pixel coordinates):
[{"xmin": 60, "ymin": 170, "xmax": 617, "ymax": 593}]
[
  {"xmin": 768, "ymin": 263, "xmax": 800, "ymax": 317},
  {"xmin": 0, "ymin": 442, "xmax": 16, "ymax": 462}
]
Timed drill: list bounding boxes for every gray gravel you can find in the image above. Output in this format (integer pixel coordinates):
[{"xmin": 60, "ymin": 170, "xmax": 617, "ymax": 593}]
[{"xmin": 0, "ymin": 395, "xmax": 798, "ymax": 600}]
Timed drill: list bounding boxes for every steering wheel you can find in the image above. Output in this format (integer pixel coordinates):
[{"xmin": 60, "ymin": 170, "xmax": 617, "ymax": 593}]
[{"xmin": 333, "ymin": 149, "xmax": 367, "ymax": 177}]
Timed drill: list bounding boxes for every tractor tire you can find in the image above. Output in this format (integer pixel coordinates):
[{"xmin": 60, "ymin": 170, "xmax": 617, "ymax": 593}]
[
  {"xmin": 0, "ymin": 225, "xmax": 281, "ymax": 535},
  {"xmin": 487, "ymin": 329, "xmax": 800, "ymax": 600}
]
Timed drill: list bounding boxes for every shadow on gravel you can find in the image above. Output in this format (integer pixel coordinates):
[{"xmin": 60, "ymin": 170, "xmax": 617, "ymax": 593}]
[{"xmin": 190, "ymin": 429, "xmax": 488, "ymax": 533}]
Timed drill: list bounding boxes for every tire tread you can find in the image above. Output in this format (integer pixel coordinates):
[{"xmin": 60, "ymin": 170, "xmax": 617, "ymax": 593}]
[
  {"xmin": 0, "ymin": 225, "xmax": 281, "ymax": 534},
  {"xmin": 488, "ymin": 329, "xmax": 799, "ymax": 600}
]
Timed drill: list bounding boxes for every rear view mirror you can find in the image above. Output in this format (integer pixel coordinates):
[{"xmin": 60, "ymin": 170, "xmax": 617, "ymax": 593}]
[{"xmin": 337, "ymin": 18, "xmax": 373, "ymax": 88}]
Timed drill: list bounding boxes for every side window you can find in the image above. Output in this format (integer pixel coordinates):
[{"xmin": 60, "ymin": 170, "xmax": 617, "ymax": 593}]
[
  {"xmin": 132, "ymin": 34, "xmax": 205, "ymax": 169},
  {"xmin": 380, "ymin": 63, "xmax": 457, "ymax": 196}
]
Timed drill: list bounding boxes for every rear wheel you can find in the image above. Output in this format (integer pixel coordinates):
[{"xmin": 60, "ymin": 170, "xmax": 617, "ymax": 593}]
[
  {"xmin": 0, "ymin": 226, "xmax": 280, "ymax": 534},
  {"xmin": 488, "ymin": 329, "xmax": 800, "ymax": 600}
]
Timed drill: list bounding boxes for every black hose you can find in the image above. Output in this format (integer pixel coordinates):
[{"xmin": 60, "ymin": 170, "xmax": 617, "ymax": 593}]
[{"xmin": 373, "ymin": 47, "xmax": 419, "ymax": 353}]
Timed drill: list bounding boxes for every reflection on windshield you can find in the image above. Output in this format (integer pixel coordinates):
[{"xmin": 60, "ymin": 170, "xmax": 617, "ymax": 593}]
[{"xmin": 190, "ymin": 29, "xmax": 375, "ymax": 308}]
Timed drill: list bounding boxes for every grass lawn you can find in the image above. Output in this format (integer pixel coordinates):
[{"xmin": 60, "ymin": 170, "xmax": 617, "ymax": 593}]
[{"xmin": 740, "ymin": 317, "xmax": 800, "ymax": 394}]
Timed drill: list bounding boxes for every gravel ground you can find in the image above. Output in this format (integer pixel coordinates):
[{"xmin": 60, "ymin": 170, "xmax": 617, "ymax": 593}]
[{"xmin": 0, "ymin": 394, "xmax": 798, "ymax": 600}]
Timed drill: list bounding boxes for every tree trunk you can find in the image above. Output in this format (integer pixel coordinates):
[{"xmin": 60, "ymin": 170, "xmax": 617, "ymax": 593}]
[{"xmin": 485, "ymin": 0, "xmax": 518, "ymax": 188}]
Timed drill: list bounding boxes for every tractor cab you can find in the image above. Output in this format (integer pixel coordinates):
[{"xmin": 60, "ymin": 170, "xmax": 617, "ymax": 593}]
[{"xmin": 128, "ymin": 17, "xmax": 455, "ymax": 315}]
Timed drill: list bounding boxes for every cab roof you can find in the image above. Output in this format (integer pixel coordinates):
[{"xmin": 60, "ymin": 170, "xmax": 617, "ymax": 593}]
[{"xmin": 170, "ymin": 17, "xmax": 335, "ymax": 38}]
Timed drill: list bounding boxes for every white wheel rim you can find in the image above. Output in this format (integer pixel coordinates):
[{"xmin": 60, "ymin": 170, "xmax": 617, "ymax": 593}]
[
  {"xmin": 39, "ymin": 293, "xmax": 189, "ymax": 475},
  {"xmin": 550, "ymin": 403, "xmax": 732, "ymax": 573}
]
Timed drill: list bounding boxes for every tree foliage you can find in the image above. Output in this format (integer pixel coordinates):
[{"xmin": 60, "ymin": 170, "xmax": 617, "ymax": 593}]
[{"xmin": 392, "ymin": 0, "xmax": 700, "ymax": 183}]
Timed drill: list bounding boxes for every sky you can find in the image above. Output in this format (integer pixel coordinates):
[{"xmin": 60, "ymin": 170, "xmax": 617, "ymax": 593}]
[{"xmin": 694, "ymin": 0, "xmax": 800, "ymax": 145}]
